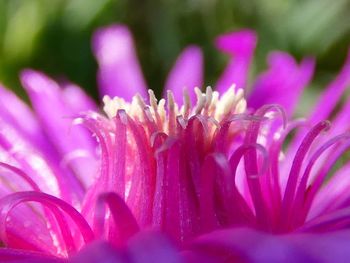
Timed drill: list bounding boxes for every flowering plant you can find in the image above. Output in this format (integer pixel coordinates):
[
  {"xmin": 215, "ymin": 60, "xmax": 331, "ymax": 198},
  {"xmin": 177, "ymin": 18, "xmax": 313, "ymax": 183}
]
[{"xmin": 0, "ymin": 24, "xmax": 349, "ymax": 262}]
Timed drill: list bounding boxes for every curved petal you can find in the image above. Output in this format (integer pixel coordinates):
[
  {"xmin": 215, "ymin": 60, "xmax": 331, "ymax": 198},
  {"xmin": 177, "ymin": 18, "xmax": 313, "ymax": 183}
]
[
  {"xmin": 0, "ymin": 191, "xmax": 94, "ymax": 257},
  {"xmin": 164, "ymin": 45, "xmax": 203, "ymax": 105},
  {"xmin": 215, "ymin": 30, "xmax": 257, "ymax": 93},
  {"xmin": 287, "ymin": 48, "xmax": 350, "ymax": 159},
  {"xmin": 308, "ymin": 162, "xmax": 350, "ymax": 220},
  {"xmin": 93, "ymin": 192, "xmax": 139, "ymax": 246},
  {"xmin": 93, "ymin": 24, "xmax": 148, "ymax": 100}
]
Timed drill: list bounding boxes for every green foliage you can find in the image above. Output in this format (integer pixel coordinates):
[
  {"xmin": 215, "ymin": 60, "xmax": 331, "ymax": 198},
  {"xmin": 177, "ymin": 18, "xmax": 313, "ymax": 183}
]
[{"xmin": 0, "ymin": 0, "xmax": 349, "ymax": 108}]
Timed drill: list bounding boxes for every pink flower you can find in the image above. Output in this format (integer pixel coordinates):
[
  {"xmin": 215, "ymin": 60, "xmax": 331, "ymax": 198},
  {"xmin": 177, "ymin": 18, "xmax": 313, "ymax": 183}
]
[{"xmin": 0, "ymin": 24, "xmax": 349, "ymax": 262}]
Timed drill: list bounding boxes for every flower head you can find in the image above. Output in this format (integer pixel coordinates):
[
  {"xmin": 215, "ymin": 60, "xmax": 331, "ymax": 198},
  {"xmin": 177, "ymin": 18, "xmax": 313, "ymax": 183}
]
[{"xmin": 0, "ymin": 24, "xmax": 349, "ymax": 262}]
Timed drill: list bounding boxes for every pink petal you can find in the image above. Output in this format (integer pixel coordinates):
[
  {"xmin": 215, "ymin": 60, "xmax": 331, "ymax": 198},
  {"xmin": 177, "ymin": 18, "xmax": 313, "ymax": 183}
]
[
  {"xmin": 287, "ymin": 230, "xmax": 350, "ymax": 262},
  {"xmin": 308, "ymin": 162, "xmax": 350, "ymax": 220},
  {"xmin": 0, "ymin": 84, "xmax": 57, "ymax": 157},
  {"xmin": 248, "ymin": 52, "xmax": 315, "ymax": 117},
  {"xmin": 164, "ymin": 46, "xmax": 203, "ymax": 105},
  {"xmin": 20, "ymin": 70, "xmax": 98, "ymax": 191},
  {"xmin": 92, "ymin": 24, "xmax": 148, "ymax": 100},
  {"xmin": 286, "ymin": 48, "xmax": 350, "ymax": 164},
  {"xmin": 127, "ymin": 232, "xmax": 182, "ymax": 263},
  {"xmin": 189, "ymin": 228, "xmax": 350, "ymax": 262},
  {"xmin": 215, "ymin": 29, "xmax": 257, "ymax": 93},
  {"xmin": 0, "ymin": 118, "xmax": 62, "ymax": 197},
  {"xmin": 329, "ymin": 97, "xmax": 350, "ymax": 136},
  {"xmin": 62, "ymin": 83, "xmax": 98, "ymax": 113},
  {"xmin": 94, "ymin": 192, "xmax": 139, "ymax": 246},
  {"xmin": 309, "ymin": 48, "xmax": 350, "ymax": 124},
  {"xmin": 69, "ymin": 241, "xmax": 124, "ymax": 263},
  {"xmin": 0, "ymin": 191, "xmax": 94, "ymax": 255},
  {"xmin": 281, "ymin": 121, "xmax": 330, "ymax": 230},
  {"xmin": 189, "ymin": 228, "xmax": 310, "ymax": 262},
  {"xmin": 0, "ymin": 248, "xmax": 62, "ymax": 262}
]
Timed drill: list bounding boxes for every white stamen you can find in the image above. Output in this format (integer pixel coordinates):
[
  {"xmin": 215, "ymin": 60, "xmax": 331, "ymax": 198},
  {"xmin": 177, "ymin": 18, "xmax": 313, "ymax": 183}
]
[
  {"xmin": 148, "ymin": 89, "xmax": 158, "ymax": 111},
  {"xmin": 167, "ymin": 90, "xmax": 175, "ymax": 112},
  {"xmin": 205, "ymin": 86, "xmax": 213, "ymax": 109},
  {"xmin": 194, "ymin": 87, "xmax": 206, "ymax": 114},
  {"xmin": 103, "ymin": 83, "xmax": 247, "ymax": 131},
  {"xmin": 182, "ymin": 88, "xmax": 191, "ymax": 118},
  {"xmin": 135, "ymin": 93, "xmax": 146, "ymax": 109}
]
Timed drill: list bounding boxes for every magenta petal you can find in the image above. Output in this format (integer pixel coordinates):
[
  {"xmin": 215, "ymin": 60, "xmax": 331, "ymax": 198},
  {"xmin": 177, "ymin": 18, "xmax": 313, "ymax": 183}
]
[
  {"xmin": 62, "ymin": 83, "xmax": 98, "ymax": 113},
  {"xmin": 20, "ymin": 70, "xmax": 98, "ymax": 190},
  {"xmin": 329, "ymin": 97, "xmax": 350, "ymax": 136},
  {"xmin": 249, "ymin": 52, "xmax": 315, "ymax": 117},
  {"xmin": 93, "ymin": 24, "xmax": 148, "ymax": 100},
  {"xmin": 69, "ymin": 241, "xmax": 124, "ymax": 263},
  {"xmin": 0, "ymin": 203, "xmax": 56, "ymax": 254},
  {"xmin": 0, "ymin": 84, "xmax": 57, "ymax": 157},
  {"xmin": 309, "ymin": 48, "xmax": 350, "ymax": 124},
  {"xmin": 0, "ymin": 119, "xmax": 63, "ymax": 196},
  {"xmin": 0, "ymin": 248, "xmax": 62, "ymax": 262},
  {"xmin": 309, "ymin": 162, "xmax": 350, "ymax": 219},
  {"xmin": 127, "ymin": 232, "xmax": 182, "ymax": 263},
  {"xmin": 94, "ymin": 192, "xmax": 139, "ymax": 246},
  {"xmin": 164, "ymin": 46, "xmax": 203, "ymax": 105},
  {"xmin": 189, "ymin": 228, "xmax": 309, "ymax": 262},
  {"xmin": 215, "ymin": 29, "xmax": 257, "ymax": 93},
  {"xmin": 0, "ymin": 191, "xmax": 94, "ymax": 258},
  {"xmin": 287, "ymin": 230, "xmax": 350, "ymax": 263}
]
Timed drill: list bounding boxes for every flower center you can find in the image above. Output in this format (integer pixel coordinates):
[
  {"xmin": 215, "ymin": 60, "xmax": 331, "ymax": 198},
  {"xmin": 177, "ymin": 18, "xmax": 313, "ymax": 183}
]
[{"xmin": 103, "ymin": 85, "xmax": 247, "ymax": 135}]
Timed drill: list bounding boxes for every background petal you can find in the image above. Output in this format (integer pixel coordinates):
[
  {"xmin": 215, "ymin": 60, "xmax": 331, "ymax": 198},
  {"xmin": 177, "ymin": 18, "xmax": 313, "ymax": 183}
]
[
  {"xmin": 215, "ymin": 30, "xmax": 257, "ymax": 93},
  {"xmin": 164, "ymin": 45, "xmax": 203, "ymax": 105},
  {"xmin": 93, "ymin": 24, "xmax": 148, "ymax": 100},
  {"xmin": 248, "ymin": 52, "xmax": 315, "ymax": 117}
]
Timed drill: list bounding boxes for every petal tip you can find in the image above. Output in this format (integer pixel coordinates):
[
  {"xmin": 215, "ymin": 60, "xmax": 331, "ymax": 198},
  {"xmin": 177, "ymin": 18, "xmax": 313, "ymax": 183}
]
[
  {"xmin": 92, "ymin": 24, "xmax": 134, "ymax": 65},
  {"xmin": 20, "ymin": 69, "xmax": 57, "ymax": 94},
  {"xmin": 215, "ymin": 29, "xmax": 257, "ymax": 55}
]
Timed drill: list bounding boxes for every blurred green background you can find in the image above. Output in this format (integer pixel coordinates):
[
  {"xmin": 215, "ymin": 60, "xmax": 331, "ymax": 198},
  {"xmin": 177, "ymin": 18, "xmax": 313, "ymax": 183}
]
[{"xmin": 0, "ymin": 0, "xmax": 350, "ymax": 114}]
